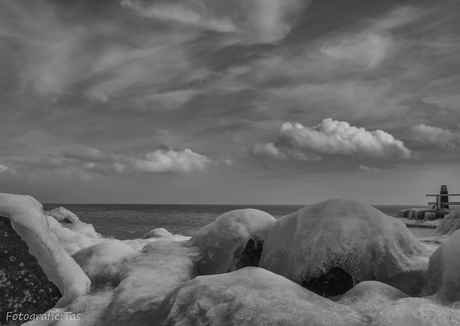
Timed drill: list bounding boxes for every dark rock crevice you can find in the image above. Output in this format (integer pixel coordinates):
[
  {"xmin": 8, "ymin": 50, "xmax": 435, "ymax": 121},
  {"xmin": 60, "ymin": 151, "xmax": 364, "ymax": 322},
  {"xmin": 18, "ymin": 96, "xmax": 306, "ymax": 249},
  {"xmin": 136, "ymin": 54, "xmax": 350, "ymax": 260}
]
[
  {"xmin": 301, "ymin": 267, "xmax": 355, "ymax": 298},
  {"xmin": 236, "ymin": 236, "xmax": 264, "ymax": 270}
]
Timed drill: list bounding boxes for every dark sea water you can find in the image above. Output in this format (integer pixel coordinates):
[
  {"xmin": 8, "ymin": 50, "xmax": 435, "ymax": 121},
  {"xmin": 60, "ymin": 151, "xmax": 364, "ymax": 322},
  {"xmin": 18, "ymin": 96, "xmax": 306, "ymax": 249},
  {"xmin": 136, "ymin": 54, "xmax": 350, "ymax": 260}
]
[{"xmin": 42, "ymin": 204, "xmax": 435, "ymax": 240}]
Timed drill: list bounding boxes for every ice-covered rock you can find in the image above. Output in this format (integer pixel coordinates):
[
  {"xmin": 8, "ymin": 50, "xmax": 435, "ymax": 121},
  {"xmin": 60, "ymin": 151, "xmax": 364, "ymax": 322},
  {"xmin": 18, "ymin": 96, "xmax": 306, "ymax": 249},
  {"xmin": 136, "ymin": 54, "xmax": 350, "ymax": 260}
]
[
  {"xmin": 0, "ymin": 193, "xmax": 91, "ymax": 307},
  {"xmin": 0, "ymin": 216, "xmax": 61, "ymax": 324},
  {"xmin": 153, "ymin": 267, "xmax": 368, "ymax": 326},
  {"xmin": 190, "ymin": 209, "xmax": 276, "ymax": 275},
  {"xmin": 72, "ymin": 241, "xmax": 138, "ymax": 289},
  {"xmin": 47, "ymin": 217, "xmax": 105, "ymax": 256},
  {"xmin": 259, "ymin": 199, "xmax": 429, "ymax": 296},
  {"xmin": 141, "ymin": 228, "xmax": 190, "ymax": 241},
  {"xmin": 46, "ymin": 207, "xmax": 80, "ymax": 224},
  {"xmin": 370, "ymin": 297, "xmax": 460, "ymax": 325},
  {"xmin": 432, "ymin": 207, "xmax": 460, "ymax": 236},
  {"xmin": 423, "ymin": 229, "xmax": 460, "ymax": 303}
]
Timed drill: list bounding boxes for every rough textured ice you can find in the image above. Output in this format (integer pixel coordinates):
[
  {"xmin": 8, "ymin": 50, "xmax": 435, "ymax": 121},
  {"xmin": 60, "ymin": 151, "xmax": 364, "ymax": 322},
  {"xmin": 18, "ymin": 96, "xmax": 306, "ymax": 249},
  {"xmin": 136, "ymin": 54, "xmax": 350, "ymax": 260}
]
[
  {"xmin": 0, "ymin": 193, "xmax": 91, "ymax": 307},
  {"xmin": 423, "ymin": 229, "xmax": 460, "ymax": 303},
  {"xmin": 370, "ymin": 297, "xmax": 460, "ymax": 326},
  {"xmin": 142, "ymin": 227, "xmax": 190, "ymax": 241},
  {"xmin": 432, "ymin": 208, "xmax": 460, "ymax": 236},
  {"xmin": 338, "ymin": 281, "xmax": 409, "ymax": 321},
  {"xmin": 259, "ymin": 199, "xmax": 429, "ymax": 285},
  {"xmin": 153, "ymin": 267, "xmax": 368, "ymax": 326},
  {"xmin": 46, "ymin": 207, "xmax": 80, "ymax": 224},
  {"xmin": 190, "ymin": 209, "xmax": 276, "ymax": 275}
]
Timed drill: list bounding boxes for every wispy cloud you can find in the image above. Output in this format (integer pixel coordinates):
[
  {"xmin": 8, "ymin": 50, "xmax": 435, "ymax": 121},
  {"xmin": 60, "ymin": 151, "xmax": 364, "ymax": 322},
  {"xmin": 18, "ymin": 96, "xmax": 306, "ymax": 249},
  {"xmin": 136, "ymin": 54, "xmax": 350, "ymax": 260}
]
[
  {"xmin": 410, "ymin": 124, "xmax": 460, "ymax": 148},
  {"xmin": 121, "ymin": 0, "xmax": 310, "ymax": 44}
]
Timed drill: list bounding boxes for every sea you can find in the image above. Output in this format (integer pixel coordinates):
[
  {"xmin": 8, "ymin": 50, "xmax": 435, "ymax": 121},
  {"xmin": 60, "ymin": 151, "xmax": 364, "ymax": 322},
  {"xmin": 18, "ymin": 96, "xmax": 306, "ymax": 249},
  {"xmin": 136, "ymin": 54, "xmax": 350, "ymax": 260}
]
[{"xmin": 42, "ymin": 204, "xmax": 436, "ymax": 240}]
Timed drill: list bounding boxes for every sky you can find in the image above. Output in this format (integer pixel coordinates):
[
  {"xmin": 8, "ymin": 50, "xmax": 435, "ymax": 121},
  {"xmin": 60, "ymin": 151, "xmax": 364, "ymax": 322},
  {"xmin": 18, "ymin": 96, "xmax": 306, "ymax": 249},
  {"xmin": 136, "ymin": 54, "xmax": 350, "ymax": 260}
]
[{"xmin": 0, "ymin": 0, "xmax": 459, "ymax": 205}]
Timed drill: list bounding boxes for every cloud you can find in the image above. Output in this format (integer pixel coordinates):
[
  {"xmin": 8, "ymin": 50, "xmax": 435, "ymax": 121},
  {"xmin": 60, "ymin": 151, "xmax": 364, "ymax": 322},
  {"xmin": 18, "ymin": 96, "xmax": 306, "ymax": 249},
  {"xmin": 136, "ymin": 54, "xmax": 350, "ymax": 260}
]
[
  {"xmin": 121, "ymin": 0, "xmax": 310, "ymax": 44},
  {"xmin": 133, "ymin": 148, "xmax": 211, "ymax": 173},
  {"xmin": 0, "ymin": 164, "xmax": 15, "ymax": 174},
  {"xmin": 358, "ymin": 165, "xmax": 381, "ymax": 173},
  {"xmin": 253, "ymin": 119, "xmax": 413, "ymax": 161},
  {"xmin": 410, "ymin": 124, "xmax": 460, "ymax": 148},
  {"xmin": 321, "ymin": 33, "xmax": 393, "ymax": 69}
]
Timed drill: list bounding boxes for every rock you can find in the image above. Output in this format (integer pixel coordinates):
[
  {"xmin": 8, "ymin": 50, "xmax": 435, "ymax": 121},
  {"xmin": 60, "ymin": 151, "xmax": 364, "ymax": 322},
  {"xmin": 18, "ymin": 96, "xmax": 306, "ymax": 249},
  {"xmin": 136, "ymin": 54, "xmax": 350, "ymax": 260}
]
[
  {"xmin": 432, "ymin": 208, "xmax": 460, "ymax": 236},
  {"xmin": 259, "ymin": 199, "xmax": 429, "ymax": 297},
  {"xmin": 141, "ymin": 228, "xmax": 189, "ymax": 241},
  {"xmin": 408, "ymin": 208, "xmax": 435, "ymax": 221},
  {"xmin": 424, "ymin": 212, "xmax": 436, "ymax": 221},
  {"xmin": 46, "ymin": 207, "xmax": 80, "ymax": 224},
  {"xmin": 190, "ymin": 209, "xmax": 276, "ymax": 275},
  {"xmin": 423, "ymin": 229, "xmax": 460, "ymax": 303},
  {"xmin": 338, "ymin": 281, "xmax": 409, "ymax": 321},
  {"xmin": 383, "ymin": 270, "xmax": 425, "ymax": 297},
  {"xmin": 0, "ymin": 216, "xmax": 61, "ymax": 325},
  {"xmin": 370, "ymin": 297, "xmax": 460, "ymax": 326},
  {"xmin": 0, "ymin": 193, "xmax": 91, "ymax": 307},
  {"xmin": 153, "ymin": 267, "xmax": 368, "ymax": 326},
  {"xmin": 398, "ymin": 209, "xmax": 411, "ymax": 218}
]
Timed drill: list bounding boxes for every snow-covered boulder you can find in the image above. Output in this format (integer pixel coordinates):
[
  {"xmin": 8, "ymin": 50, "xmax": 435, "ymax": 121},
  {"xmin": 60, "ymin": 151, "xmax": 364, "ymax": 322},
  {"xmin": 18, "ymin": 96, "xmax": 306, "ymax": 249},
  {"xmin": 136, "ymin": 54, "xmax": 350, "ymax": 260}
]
[
  {"xmin": 190, "ymin": 209, "xmax": 276, "ymax": 275},
  {"xmin": 153, "ymin": 267, "xmax": 368, "ymax": 326},
  {"xmin": 46, "ymin": 207, "xmax": 80, "ymax": 224},
  {"xmin": 259, "ymin": 199, "xmax": 429, "ymax": 296},
  {"xmin": 0, "ymin": 193, "xmax": 91, "ymax": 307},
  {"xmin": 370, "ymin": 297, "xmax": 460, "ymax": 325},
  {"xmin": 141, "ymin": 228, "xmax": 190, "ymax": 241},
  {"xmin": 432, "ymin": 208, "xmax": 460, "ymax": 236},
  {"xmin": 423, "ymin": 229, "xmax": 460, "ymax": 303}
]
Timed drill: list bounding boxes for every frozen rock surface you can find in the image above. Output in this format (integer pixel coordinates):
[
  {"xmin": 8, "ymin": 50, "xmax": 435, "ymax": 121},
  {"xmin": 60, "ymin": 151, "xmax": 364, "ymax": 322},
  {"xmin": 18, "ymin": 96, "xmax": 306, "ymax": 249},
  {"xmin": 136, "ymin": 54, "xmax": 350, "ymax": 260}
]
[
  {"xmin": 46, "ymin": 207, "xmax": 80, "ymax": 224},
  {"xmin": 0, "ymin": 194, "xmax": 91, "ymax": 307},
  {"xmin": 423, "ymin": 229, "xmax": 460, "ymax": 303},
  {"xmin": 141, "ymin": 227, "xmax": 190, "ymax": 241},
  {"xmin": 259, "ymin": 199, "xmax": 429, "ymax": 295},
  {"xmin": 371, "ymin": 297, "xmax": 460, "ymax": 326},
  {"xmin": 432, "ymin": 208, "xmax": 460, "ymax": 236},
  {"xmin": 0, "ymin": 216, "xmax": 61, "ymax": 325},
  {"xmin": 190, "ymin": 209, "xmax": 276, "ymax": 275},
  {"xmin": 3, "ymin": 193, "xmax": 460, "ymax": 326},
  {"xmin": 154, "ymin": 267, "xmax": 368, "ymax": 326}
]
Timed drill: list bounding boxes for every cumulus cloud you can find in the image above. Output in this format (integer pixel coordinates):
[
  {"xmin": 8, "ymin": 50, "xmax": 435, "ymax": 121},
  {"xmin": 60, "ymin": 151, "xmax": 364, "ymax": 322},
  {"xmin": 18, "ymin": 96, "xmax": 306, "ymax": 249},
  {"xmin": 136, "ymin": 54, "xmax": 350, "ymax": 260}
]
[
  {"xmin": 410, "ymin": 124, "xmax": 460, "ymax": 148},
  {"xmin": 133, "ymin": 149, "xmax": 211, "ymax": 173},
  {"xmin": 253, "ymin": 119, "xmax": 412, "ymax": 161}
]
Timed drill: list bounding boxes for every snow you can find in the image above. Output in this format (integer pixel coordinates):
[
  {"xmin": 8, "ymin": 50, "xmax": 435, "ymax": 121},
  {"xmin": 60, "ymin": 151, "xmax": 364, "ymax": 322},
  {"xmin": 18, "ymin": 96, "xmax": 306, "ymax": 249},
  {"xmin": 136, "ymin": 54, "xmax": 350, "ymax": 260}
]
[
  {"xmin": 153, "ymin": 267, "xmax": 368, "ymax": 326},
  {"xmin": 423, "ymin": 229, "xmax": 460, "ymax": 303},
  {"xmin": 432, "ymin": 207, "xmax": 460, "ymax": 236},
  {"xmin": 190, "ymin": 208, "xmax": 276, "ymax": 275},
  {"xmin": 3, "ymin": 193, "xmax": 460, "ymax": 326},
  {"xmin": 0, "ymin": 193, "xmax": 91, "ymax": 307},
  {"xmin": 259, "ymin": 199, "xmax": 429, "ymax": 284}
]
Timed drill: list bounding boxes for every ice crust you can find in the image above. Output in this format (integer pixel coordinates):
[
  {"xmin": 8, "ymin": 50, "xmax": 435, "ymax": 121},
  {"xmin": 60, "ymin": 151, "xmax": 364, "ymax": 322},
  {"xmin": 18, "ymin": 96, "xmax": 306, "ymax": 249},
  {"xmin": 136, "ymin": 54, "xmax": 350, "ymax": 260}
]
[
  {"xmin": 190, "ymin": 208, "xmax": 276, "ymax": 275},
  {"xmin": 259, "ymin": 199, "xmax": 429, "ymax": 284},
  {"xmin": 2, "ymin": 193, "xmax": 460, "ymax": 326},
  {"xmin": 0, "ymin": 194, "xmax": 91, "ymax": 307}
]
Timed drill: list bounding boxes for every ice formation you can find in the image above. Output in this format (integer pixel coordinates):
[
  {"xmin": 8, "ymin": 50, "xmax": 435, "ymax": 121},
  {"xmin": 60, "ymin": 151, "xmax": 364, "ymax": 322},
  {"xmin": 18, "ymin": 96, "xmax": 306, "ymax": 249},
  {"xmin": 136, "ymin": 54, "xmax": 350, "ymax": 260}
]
[
  {"xmin": 3, "ymin": 192, "xmax": 460, "ymax": 326},
  {"xmin": 259, "ymin": 199, "xmax": 429, "ymax": 291},
  {"xmin": 432, "ymin": 207, "xmax": 460, "ymax": 236},
  {"xmin": 423, "ymin": 229, "xmax": 460, "ymax": 303},
  {"xmin": 190, "ymin": 208, "xmax": 276, "ymax": 275},
  {"xmin": 153, "ymin": 267, "xmax": 368, "ymax": 326},
  {"xmin": 0, "ymin": 194, "xmax": 91, "ymax": 307}
]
